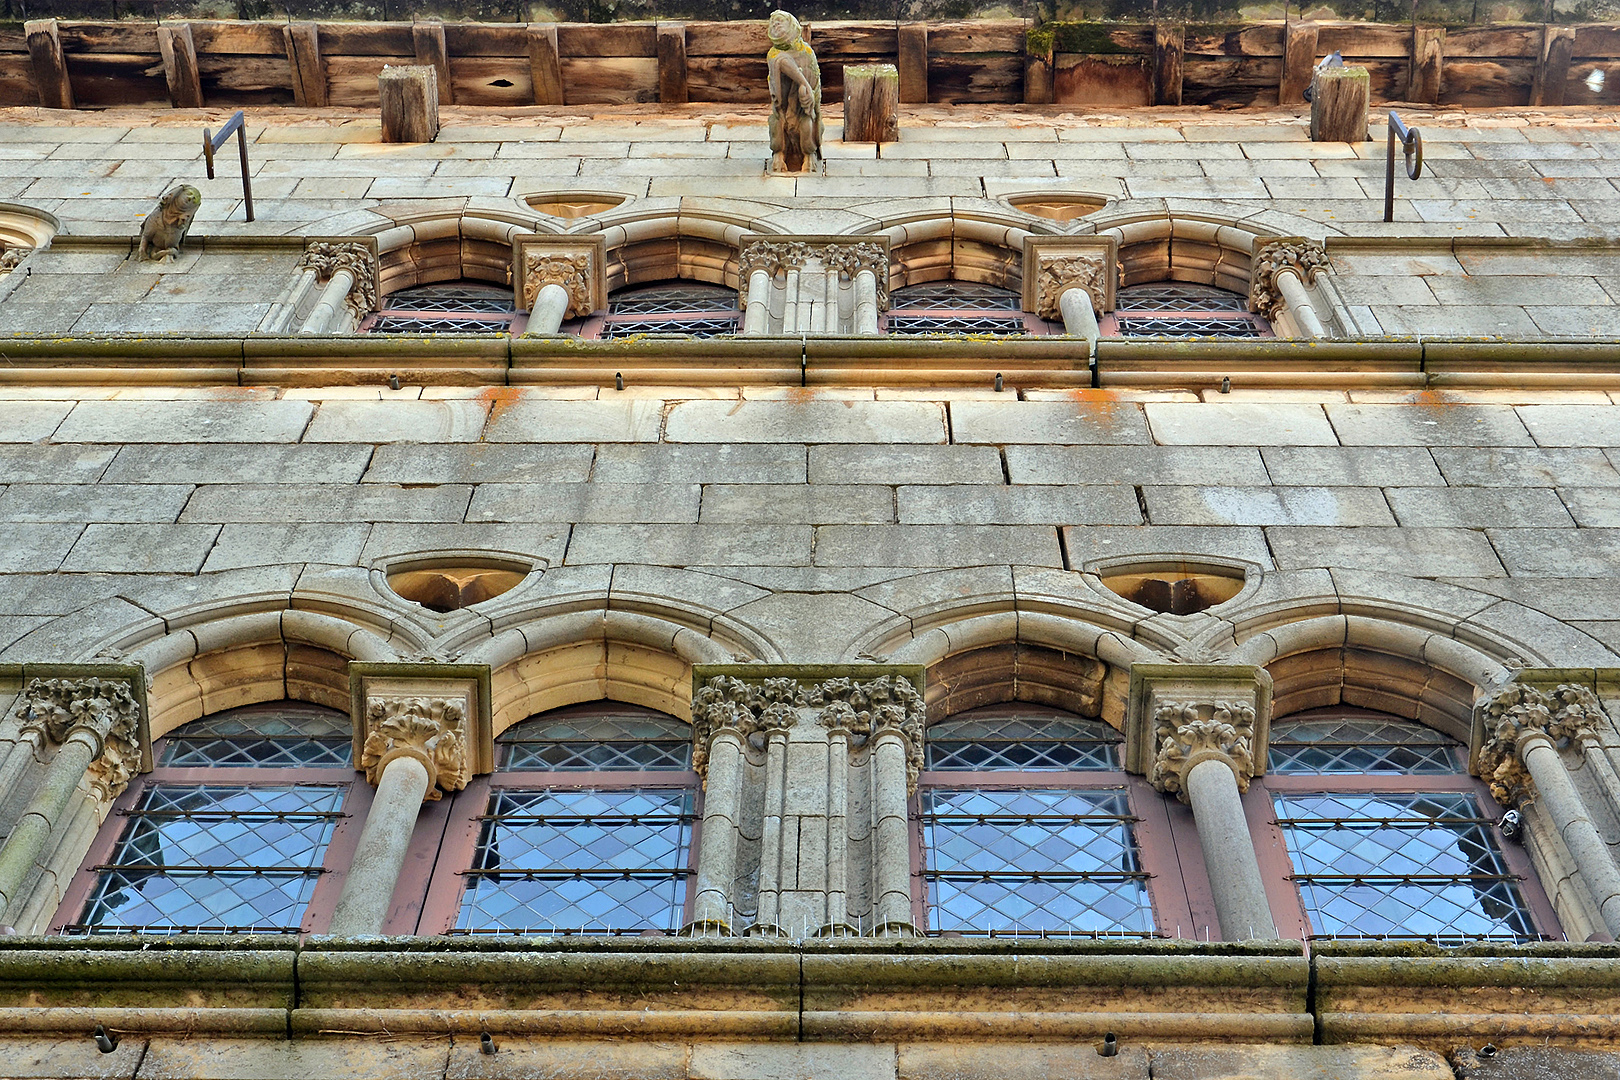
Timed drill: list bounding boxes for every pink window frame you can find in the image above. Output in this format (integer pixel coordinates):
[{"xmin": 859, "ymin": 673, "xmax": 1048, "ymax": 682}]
[{"xmin": 55, "ymin": 759, "xmax": 374, "ymax": 938}]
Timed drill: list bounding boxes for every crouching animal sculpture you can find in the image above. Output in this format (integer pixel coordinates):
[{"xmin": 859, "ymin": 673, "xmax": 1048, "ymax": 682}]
[
  {"xmin": 138, "ymin": 185, "xmax": 202, "ymax": 262},
  {"xmin": 767, "ymin": 11, "xmax": 823, "ymax": 173}
]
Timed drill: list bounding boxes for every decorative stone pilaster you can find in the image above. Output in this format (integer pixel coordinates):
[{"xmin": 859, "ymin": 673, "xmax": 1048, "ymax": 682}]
[
  {"xmin": 1148, "ymin": 699, "xmax": 1258, "ymax": 800},
  {"xmin": 1247, "ymin": 237, "xmax": 1328, "ymax": 321},
  {"xmin": 300, "ymin": 240, "xmax": 380, "ymax": 321},
  {"xmin": 736, "ymin": 234, "xmax": 892, "ymax": 335},
  {"xmin": 512, "ymin": 234, "xmax": 606, "ymax": 318},
  {"xmin": 1022, "ymin": 235, "xmax": 1120, "ymax": 319},
  {"xmin": 688, "ymin": 664, "xmax": 924, "ymax": 938}
]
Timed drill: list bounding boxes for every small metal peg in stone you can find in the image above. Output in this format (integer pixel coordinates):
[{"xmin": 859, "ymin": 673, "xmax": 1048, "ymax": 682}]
[
  {"xmin": 1220, "ymin": 376, "xmax": 1231, "ymax": 393},
  {"xmin": 994, "ymin": 372, "xmax": 1004, "ymax": 392},
  {"xmin": 1100, "ymin": 1032, "xmax": 1118, "ymax": 1057},
  {"xmin": 389, "ymin": 373, "xmax": 401, "ymax": 390},
  {"xmin": 480, "ymin": 1032, "xmax": 498, "ymax": 1055},
  {"xmin": 94, "ymin": 1025, "xmax": 118, "ymax": 1054},
  {"xmin": 615, "ymin": 372, "xmax": 624, "ymax": 391}
]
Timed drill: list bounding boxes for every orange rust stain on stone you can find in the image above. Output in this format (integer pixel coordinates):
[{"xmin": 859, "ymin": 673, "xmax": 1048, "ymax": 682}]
[{"xmin": 475, "ymin": 385, "xmax": 530, "ymax": 425}]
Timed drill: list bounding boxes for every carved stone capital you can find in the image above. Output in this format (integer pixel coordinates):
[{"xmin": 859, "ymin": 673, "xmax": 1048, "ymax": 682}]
[
  {"xmin": 300, "ymin": 240, "xmax": 380, "ymax": 318},
  {"xmin": 513, "ymin": 235, "xmax": 605, "ymax": 318},
  {"xmin": 1474, "ymin": 681, "xmax": 1607, "ymax": 807},
  {"xmin": 691, "ymin": 665, "xmax": 925, "ymax": 786},
  {"xmin": 1022, "ymin": 235, "xmax": 1120, "ymax": 319},
  {"xmin": 1248, "ymin": 237, "xmax": 1328, "ymax": 320},
  {"xmin": 1149, "ymin": 700, "xmax": 1258, "ymax": 799},
  {"xmin": 359, "ymin": 696, "xmax": 469, "ymax": 799},
  {"xmin": 821, "ymin": 241, "xmax": 890, "ymax": 308},
  {"xmin": 1124, "ymin": 663, "xmax": 1272, "ymax": 796},
  {"xmin": 348, "ymin": 662, "xmax": 493, "ymax": 799},
  {"xmin": 0, "ymin": 247, "xmax": 25, "ymax": 274},
  {"xmin": 13, "ymin": 672, "xmax": 148, "ymax": 801},
  {"xmin": 736, "ymin": 234, "xmax": 893, "ymax": 311}
]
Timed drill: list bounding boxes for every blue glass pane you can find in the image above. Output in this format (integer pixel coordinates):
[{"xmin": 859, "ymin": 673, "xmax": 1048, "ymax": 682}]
[
  {"xmin": 926, "ymin": 712, "xmax": 1120, "ymax": 771},
  {"xmin": 158, "ymin": 705, "xmax": 353, "ymax": 768},
  {"xmin": 1269, "ymin": 717, "xmax": 1458, "ymax": 775},
  {"xmin": 498, "ymin": 711, "xmax": 692, "ymax": 771}
]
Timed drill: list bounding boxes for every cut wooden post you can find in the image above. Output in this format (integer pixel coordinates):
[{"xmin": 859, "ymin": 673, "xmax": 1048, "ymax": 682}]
[
  {"xmin": 157, "ymin": 23, "xmax": 204, "ymax": 109},
  {"xmin": 380, "ymin": 64, "xmax": 440, "ymax": 144},
  {"xmin": 898, "ymin": 23, "xmax": 928, "ymax": 104},
  {"xmin": 1280, "ymin": 20, "xmax": 1318, "ymax": 104},
  {"xmin": 1309, "ymin": 64, "xmax": 1369, "ymax": 142},
  {"xmin": 24, "ymin": 20, "xmax": 73, "ymax": 110},
  {"xmin": 1408, "ymin": 26, "xmax": 1444, "ymax": 103},
  {"xmin": 1024, "ymin": 48, "xmax": 1053, "ymax": 105},
  {"xmin": 1532, "ymin": 25, "xmax": 1576, "ymax": 106},
  {"xmin": 843, "ymin": 63, "xmax": 899, "ymax": 142},
  {"xmin": 1154, "ymin": 23, "xmax": 1184, "ymax": 106},
  {"xmin": 412, "ymin": 20, "xmax": 454, "ymax": 107},
  {"xmin": 658, "ymin": 22, "xmax": 688, "ymax": 105},
  {"xmin": 283, "ymin": 21, "xmax": 327, "ymax": 108},
  {"xmin": 526, "ymin": 23, "xmax": 564, "ymax": 106}
]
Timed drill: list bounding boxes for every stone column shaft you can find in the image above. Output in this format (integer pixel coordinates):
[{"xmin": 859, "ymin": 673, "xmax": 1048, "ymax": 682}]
[
  {"xmin": 780, "ymin": 269, "xmax": 800, "ymax": 335},
  {"xmin": 854, "ymin": 270, "xmax": 879, "ymax": 335},
  {"xmin": 690, "ymin": 731, "xmax": 744, "ymax": 931},
  {"xmin": 743, "ymin": 269, "xmax": 772, "ymax": 335},
  {"xmin": 529, "ymin": 282, "xmax": 570, "ymax": 335},
  {"xmin": 1522, "ymin": 734, "xmax": 1620, "ymax": 937},
  {"xmin": 0, "ymin": 729, "xmax": 97, "ymax": 919},
  {"xmin": 825, "ymin": 731, "xmax": 850, "ymax": 929},
  {"xmin": 327, "ymin": 754, "xmax": 430, "ymax": 936},
  {"xmin": 754, "ymin": 730, "xmax": 789, "ymax": 932},
  {"xmin": 263, "ymin": 267, "xmax": 319, "ymax": 333},
  {"xmin": 1058, "ymin": 286, "xmax": 1100, "ymax": 347},
  {"xmin": 1275, "ymin": 270, "xmax": 1326, "ymax": 338},
  {"xmin": 870, "ymin": 730, "xmax": 912, "ymax": 933},
  {"xmin": 1185, "ymin": 756, "xmax": 1274, "ymax": 940},
  {"xmin": 0, "ymin": 730, "xmax": 45, "ymax": 817},
  {"xmin": 299, "ymin": 267, "xmax": 356, "ymax": 334}
]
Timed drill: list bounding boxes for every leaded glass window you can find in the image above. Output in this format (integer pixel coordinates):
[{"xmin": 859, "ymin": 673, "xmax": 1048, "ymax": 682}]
[
  {"xmin": 363, "ymin": 282, "xmax": 525, "ymax": 334},
  {"xmin": 57, "ymin": 702, "xmax": 362, "ymax": 936},
  {"xmin": 1260, "ymin": 707, "xmax": 1553, "ymax": 944},
  {"xmin": 583, "ymin": 282, "xmax": 740, "ymax": 339},
  {"xmin": 883, "ymin": 283, "xmax": 1054, "ymax": 337},
  {"xmin": 1106, "ymin": 283, "xmax": 1269, "ymax": 339},
  {"xmin": 448, "ymin": 702, "xmax": 698, "ymax": 936},
  {"xmin": 919, "ymin": 703, "xmax": 1160, "ymax": 937}
]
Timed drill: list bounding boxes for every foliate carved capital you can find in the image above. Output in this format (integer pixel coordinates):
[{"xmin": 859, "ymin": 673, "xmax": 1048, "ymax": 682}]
[
  {"xmin": 812, "ymin": 673, "xmax": 925, "ymax": 788},
  {"xmin": 522, "ymin": 252, "xmax": 593, "ymax": 317},
  {"xmin": 822, "ymin": 242, "xmax": 890, "ymax": 308},
  {"xmin": 1034, "ymin": 255, "xmax": 1108, "ymax": 319},
  {"xmin": 1149, "ymin": 700, "xmax": 1258, "ymax": 800},
  {"xmin": 359, "ymin": 696, "xmax": 469, "ymax": 800},
  {"xmin": 1248, "ymin": 237, "xmax": 1328, "ymax": 320},
  {"xmin": 300, "ymin": 241, "xmax": 379, "ymax": 318},
  {"xmin": 739, "ymin": 240, "xmax": 813, "ymax": 280},
  {"xmin": 1475, "ymin": 682, "xmax": 1607, "ymax": 807},
  {"xmin": 13, "ymin": 677, "xmax": 144, "ymax": 801}
]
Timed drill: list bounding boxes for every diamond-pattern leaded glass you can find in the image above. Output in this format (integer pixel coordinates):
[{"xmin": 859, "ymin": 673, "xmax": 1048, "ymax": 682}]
[
  {"xmin": 1274, "ymin": 791, "xmax": 1537, "ymax": 942},
  {"xmin": 500, "ymin": 711, "xmax": 692, "ymax": 771},
  {"xmin": 456, "ymin": 787, "xmax": 694, "ymax": 934},
  {"xmin": 885, "ymin": 315, "xmax": 1031, "ymax": 336},
  {"xmin": 608, "ymin": 285, "xmax": 739, "ymax": 315},
  {"xmin": 370, "ymin": 315, "xmax": 515, "ymax": 334},
  {"xmin": 71, "ymin": 784, "xmax": 345, "ymax": 934},
  {"xmin": 1269, "ymin": 717, "xmax": 1460, "ymax": 775},
  {"xmin": 888, "ymin": 283, "xmax": 1023, "ymax": 310},
  {"xmin": 159, "ymin": 705, "xmax": 353, "ymax": 768},
  {"xmin": 927, "ymin": 712, "xmax": 1120, "ymax": 771},
  {"xmin": 923, "ymin": 787, "xmax": 1152, "ymax": 936},
  {"xmin": 601, "ymin": 316, "xmax": 739, "ymax": 339},
  {"xmin": 1116, "ymin": 316, "xmax": 1262, "ymax": 338},
  {"xmin": 1116, "ymin": 283, "xmax": 1249, "ymax": 311},
  {"xmin": 382, "ymin": 284, "xmax": 518, "ymax": 313}
]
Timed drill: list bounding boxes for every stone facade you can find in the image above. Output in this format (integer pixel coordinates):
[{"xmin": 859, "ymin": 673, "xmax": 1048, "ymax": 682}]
[{"xmin": 0, "ymin": 95, "xmax": 1617, "ymax": 1080}]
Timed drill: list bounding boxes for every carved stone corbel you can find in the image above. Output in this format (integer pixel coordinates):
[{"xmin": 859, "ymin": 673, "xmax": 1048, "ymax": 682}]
[
  {"xmin": 1248, "ymin": 237, "xmax": 1328, "ymax": 320},
  {"xmin": 348, "ymin": 662, "xmax": 493, "ymax": 801},
  {"xmin": 1474, "ymin": 681, "xmax": 1606, "ymax": 807},
  {"xmin": 0, "ymin": 247, "xmax": 25, "ymax": 274},
  {"xmin": 300, "ymin": 240, "xmax": 380, "ymax": 319},
  {"xmin": 12, "ymin": 671, "xmax": 149, "ymax": 802},
  {"xmin": 1149, "ymin": 699, "xmax": 1257, "ymax": 799},
  {"xmin": 512, "ymin": 234, "xmax": 605, "ymax": 317},
  {"xmin": 1022, "ymin": 235, "xmax": 1120, "ymax": 319}
]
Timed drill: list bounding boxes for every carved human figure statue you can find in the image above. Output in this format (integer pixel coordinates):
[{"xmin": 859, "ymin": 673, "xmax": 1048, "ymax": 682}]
[
  {"xmin": 766, "ymin": 10, "xmax": 823, "ymax": 173},
  {"xmin": 137, "ymin": 185, "xmax": 201, "ymax": 262}
]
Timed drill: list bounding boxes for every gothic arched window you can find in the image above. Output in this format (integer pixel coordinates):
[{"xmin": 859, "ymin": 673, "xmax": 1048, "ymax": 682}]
[
  {"xmin": 571, "ymin": 281, "xmax": 740, "ymax": 339},
  {"xmin": 917, "ymin": 703, "xmax": 1198, "ymax": 938},
  {"xmin": 55, "ymin": 702, "xmax": 367, "ymax": 935},
  {"xmin": 420, "ymin": 702, "xmax": 699, "ymax": 936},
  {"xmin": 1254, "ymin": 707, "xmax": 1558, "ymax": 943}
]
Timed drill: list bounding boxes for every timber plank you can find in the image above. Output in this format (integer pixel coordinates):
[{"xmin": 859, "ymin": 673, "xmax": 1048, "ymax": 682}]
[
  {"xmin": 1531, "ymin": 25, "xmax": 1575, "ymax": 105},
  {"xmin": 443, "ymin": 24, "xmax": 529, "ymax": 57},
  {"xmin": 0, "ymin": 56, "xmax": 33, "ymax": 106},
  {"xmin": 1055, "ymin": 53, "xmax": 1151, "ymax": 105},
  {"xmin": 899, "ymin": 23, "xmax": 928, "ymax": 102},
  {"xmin": 56, "ymin": 23, "xmax": 158, "ymax": 53},
  {"xmin": 196, "ymin": 54, "xmax": 295, "ymax": 99},
  {"xmin": 1358, "ymin": 58, "xmax": 1407, "ymax": 100},
  {"xmin": 1183, "ymin": 56, "xmax": 1280, "ymax": 106},
  {"xmin": 527, "ymin": 25, "xmax": 563, "ymax": 105},
  {"xmin": 1442, "ymin": 26, "xmax": 1540, "ymax": 57},
  {"xmin": 658, "ymin": 22, "xmax": 688, "ymax": 104},
  {"xmin": 1439, "ymin": 57, "xmax": 1532, "ymax": 105},
  {"xmin": 449, "ymin": 57, "xmax": 533, "ymax": 107},
  {"xmin": 928, "ymin": 53, "xmax": 1021, "ymax": 103},
  {"xmin": 558, "ymin": 24, "xmax": 656, "ymax": 57},
  {"xmin": 685, "ymin": 21, "xmax": 769, "ymax": 56},
  {"xmin": 559, "ymin": 55, "xmax": 658, "ymax": 103},
  {"xmin": 1185, "ymin": 23, "xmax": 1282, "ymax": 55},
  {"xmin": 1317, "ymin": 22, "xmax": 1409, "ymax": 57},
  {"xmin": 326, "ymin": 55, "xmax": 411, "ymax": 107},
  {"xmin": 813, "ymin": 23, "xmax": 898, "ymax": 57},
  {"xmin": 1566, "ymin": 59, "xmax": 1620, "ymax": 102},
  {"xmin": 157, "ymin": 23, "xmax": 204, "ymax": 108},
  {"xmin": 64, "ymin": 53, "xmax": 167, "ymax": 107},
  {"xmin": 284, "ymin": 21, "xmax": 326, "ymax": 107},
  {"xmin": 1154, "ymin": 24, "xmax": 1184, "ymax": 105},
  {"xmin": 25, "ymin": 20, "xmax": 74, "ymax": 109},
  {"xmin": 686, "ymin": 56, "xmax": 769, "ymax": 102},
  {"xmin": 0, "ymin": 28, "xmax": 26, "ymax": 54},
  {"xmin": 413, "ymin": 21, "xmax": 454, "ymax": 106},
  {"xmin": 189, "ymin": 22, "xmax": 283, "ymax": 55},
  {"xmin": 1574, "ymin": 24, "xmax": 1620, "ymax": 57},
  {"xmin": 928, "ymin": 20, "xmax": 1027, "ymax": 53},
  {"xmin": 317, "ymin": 24, "xmax": 413, "ymax": 57}
]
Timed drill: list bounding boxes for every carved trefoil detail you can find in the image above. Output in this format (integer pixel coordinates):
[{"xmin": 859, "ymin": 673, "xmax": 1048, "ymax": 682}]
[
  {"xmin": 1149, "ymin": 699, "xmax": 1258, "ymax": 800},
  {"xmin": 359, "ymin": 696, "xmax": 471, "ymax": 800},
  {"xmin": 300, "ymin": 240, "xmax": 379, "ymax": 318},
  {"xmin": 1248, "ymin": 237, "xmax": 1328, "ymax": 320},
  {"xmin": 13, "ymin": 676, "xmax": 144, "ymax": 801},
  {"xmin": 1476, "ymin": 682, "xmax": 1606, "ymax": 807}
]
